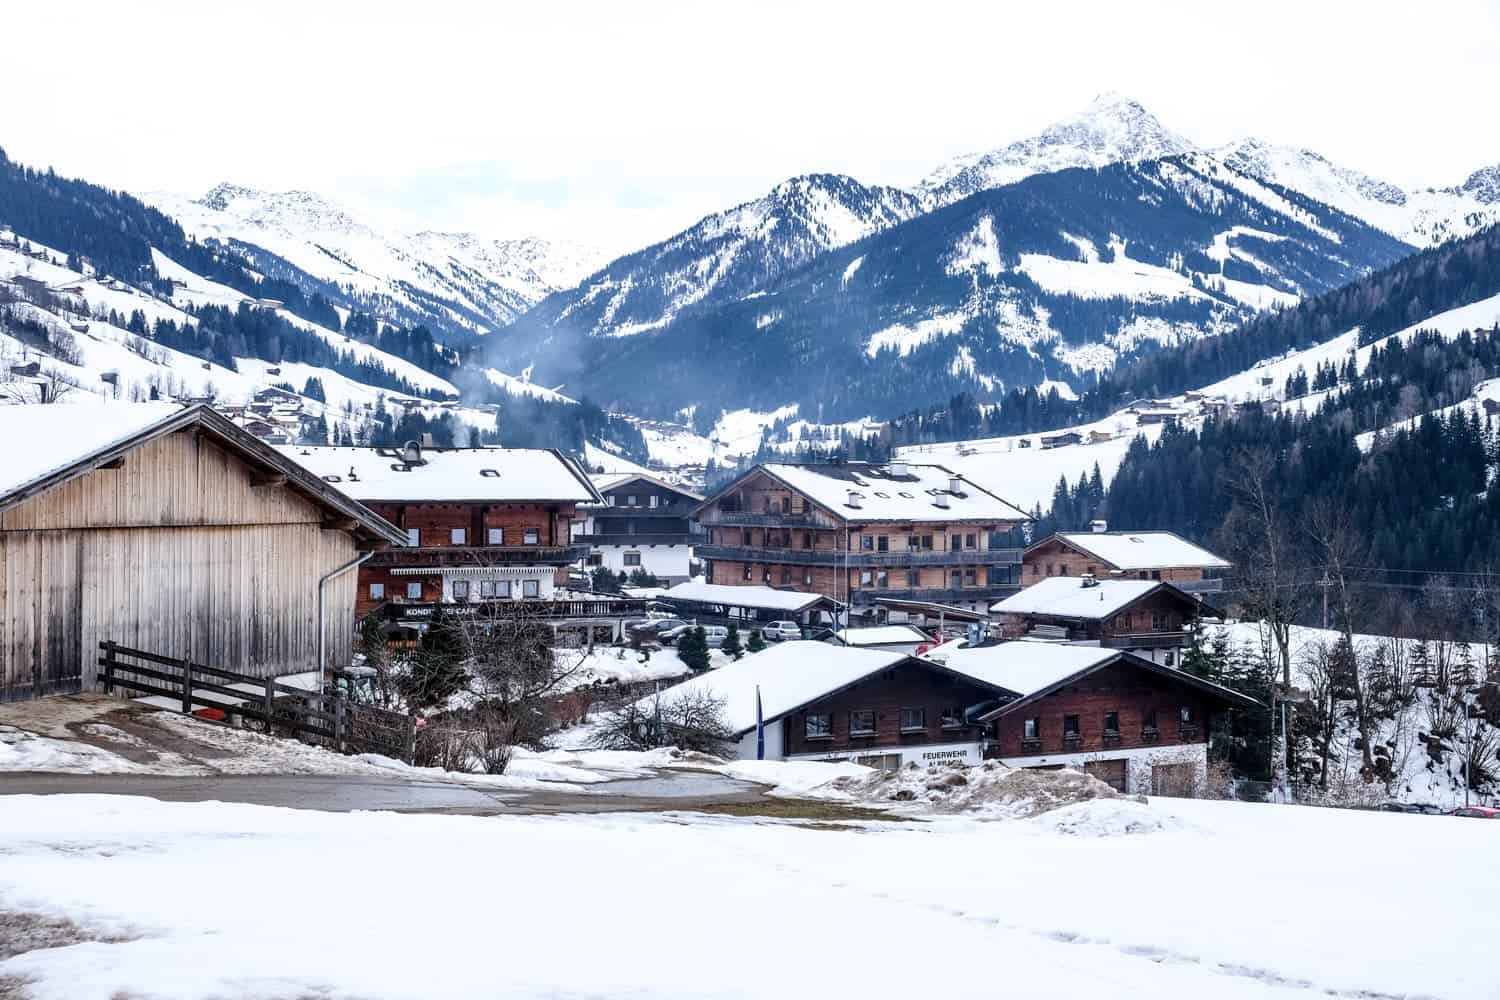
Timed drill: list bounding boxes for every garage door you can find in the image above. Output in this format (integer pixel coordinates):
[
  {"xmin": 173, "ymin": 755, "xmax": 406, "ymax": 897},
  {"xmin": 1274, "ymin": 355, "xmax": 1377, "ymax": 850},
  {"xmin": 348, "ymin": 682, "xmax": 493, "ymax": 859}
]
[
  {"xmin": 856, "ymin": 753, "xmax": 903, "ymax": 773},
  {"xmin": 1083, "ymin": 759, "xmax": 1128, "ymax": 792},
  {"xmin": 1151, "ymin": 762, "xmax": 1197, "ymax": 797}
]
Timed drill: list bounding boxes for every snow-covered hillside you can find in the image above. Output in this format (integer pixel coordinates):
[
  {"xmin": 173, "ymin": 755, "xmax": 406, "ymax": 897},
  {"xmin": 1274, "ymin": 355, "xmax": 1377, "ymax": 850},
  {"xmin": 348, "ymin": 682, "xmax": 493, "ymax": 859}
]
[
  {"xmin": 145, "ymin": 184, "xmax": 602, "ymax": 338},
  {"xmin": 900, "ymin": 289, "xmax": 1500, "ymax": 511},
  {"xmin": 919, "ymin": 93, "xmax": 1195, "ymax": 207},
  {"xmin": 0, "ymin": 236, "xmax": 476, "ymax": 442}
]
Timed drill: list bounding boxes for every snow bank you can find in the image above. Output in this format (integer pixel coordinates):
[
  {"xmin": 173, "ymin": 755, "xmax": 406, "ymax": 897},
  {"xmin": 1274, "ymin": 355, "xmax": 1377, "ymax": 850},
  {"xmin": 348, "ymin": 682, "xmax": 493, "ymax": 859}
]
[
  {"xmin": 1026, "ymin": 797, "xmax": 1181, "ymax": 836},
  {"xmin": 814, "ymin": 759, "xmax": 1129, "ymax": 819}
]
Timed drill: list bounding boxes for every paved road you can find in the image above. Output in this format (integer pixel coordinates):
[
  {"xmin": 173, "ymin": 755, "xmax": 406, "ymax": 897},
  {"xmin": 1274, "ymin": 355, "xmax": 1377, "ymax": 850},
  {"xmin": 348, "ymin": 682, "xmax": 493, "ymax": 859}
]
[{"xmin": 0, "ymin": 769, "xmax": 769, "ymax": 815}]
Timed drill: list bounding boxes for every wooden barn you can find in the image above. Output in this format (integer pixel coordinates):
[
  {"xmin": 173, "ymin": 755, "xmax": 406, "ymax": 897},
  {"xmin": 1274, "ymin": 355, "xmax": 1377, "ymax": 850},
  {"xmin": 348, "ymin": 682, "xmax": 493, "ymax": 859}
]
[{"xmin": 0, "ymin": 403, "xmax": 405, "ymax": 703}]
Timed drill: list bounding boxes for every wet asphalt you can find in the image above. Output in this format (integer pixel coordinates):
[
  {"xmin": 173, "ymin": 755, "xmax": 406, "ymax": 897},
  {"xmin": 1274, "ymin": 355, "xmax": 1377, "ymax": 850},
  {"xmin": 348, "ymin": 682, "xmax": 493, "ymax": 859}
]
[{"xmin": 0, "ymin": 769, "xmax": 768, "ymax": 816}]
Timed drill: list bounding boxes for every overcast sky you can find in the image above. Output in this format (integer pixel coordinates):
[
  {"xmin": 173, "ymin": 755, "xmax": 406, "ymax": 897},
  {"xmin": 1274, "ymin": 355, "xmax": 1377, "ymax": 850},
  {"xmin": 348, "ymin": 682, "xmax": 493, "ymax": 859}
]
[{"xmin": 8, "ymin": 1, "xmax": 1498, "ymax": 256}]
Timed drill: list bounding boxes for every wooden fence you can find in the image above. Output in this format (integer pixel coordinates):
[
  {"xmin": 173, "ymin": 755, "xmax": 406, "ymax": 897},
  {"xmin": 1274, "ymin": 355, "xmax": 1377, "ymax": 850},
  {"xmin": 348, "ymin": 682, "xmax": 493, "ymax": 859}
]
[{"xmin": 99, "ymin": 640, "xmax": 416, "ymax": 762}]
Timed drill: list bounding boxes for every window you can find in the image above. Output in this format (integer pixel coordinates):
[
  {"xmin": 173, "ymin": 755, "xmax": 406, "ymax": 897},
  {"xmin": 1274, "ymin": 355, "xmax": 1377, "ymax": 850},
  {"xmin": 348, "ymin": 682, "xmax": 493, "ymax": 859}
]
[
  {"xmin": 488, "ymin": 527, "xmax": 504, "ymax": 545},
  {"xmin": 1151, "ymin": 612, "xmax": 1168, "ymax": 631},
  {"xmin": 586, "ymin": 554, "xmax": 602, "ymax": 567},
  {"xmin": 1142, "ymin": 709, "xmax": 1158, "ymax": 732},
  {"xmin": 941, "ymin": 707, "xmax": 964, "ymax": 729},
  {"xmin": 907, "ymin": 569, "xmax": 920, "ymax": 587},
  {"xmin": 964, "ymin": 568, "xmax": 976, "ymax": 586},
  {"xmin": 1063, "ymin": 714, "xmax": 1081, "ymax": 738},
  {"xmin": 1164, "ymin": 650, "xmax": 1175, "ymax": 667},
  {"xmin": 524, "ymin": 528, "xmax": 539, "ymax": 545},
  {"xmin": 805, "ymin": 713, "xmax": 833, "ymax": 739},
  {"xmin": 1180, "ymin": 706, "xmax": 1194, "ymax": 724},
  {"xmin": 607, "ymin": 495, "xmax": 617, "ymax": 506},
  {"xmin": 406, "ymin": 581, "xmax": 423, "ymax": 600},
  {"xmin": 899, "ymin": 708, "xmax": 926, "ymax": 732},
  {"xmin": 876, "ymin": 570, "xmax": 889, "ymax": 589},
  {"xmin": 966, "ymin": 533, "xmax": 977, "ymax": 549},
  {"xmin": 522, "ymin": 579, "xmax": 540, "ymax": 598},
  {"xmin": 860, "ymin": 535, "xmax": 874, "ymax": 551},
  {"xmin": 950, "ymin": 570, "xmax": 962, "ymax": 589},
  {"xmin": 907, "ymin": 535, "xmax": 920, "ymax": 550},
  {"xmin": 1023, "ymin": 717, "xmax": 1041, "ymax": 740},
  {"xmin": 850, "ymin": 710, "xmax": 876, "ymax": 736},
  {"xmin": 860, "ymin": 570, "xmax": 874, "ymax": 586},
  {"xmin": 1151, "ymin": 570, "xmax": 1162, "ymax": 580},
  {"xmin": 873, "ymin": 491, "xmax": 889, "ymax": 499},
  {"xmin": 480, "ymin": 580, "xmax": 511, "ymax": 599},
  {"xmin": 407, "ymin": 527, "xmax": 421, "ymax": 546},
  {"xmin": 623, "ymin": 552, "xmax": 642, "ymax": 567},
  {"xmin": 877, "ymin": 535, "xmax": 889, "ymax": 552},
  {"xmin": 741, "ymin": 529, "xmax": 752, "ymax": 546},
  {"xmin": 626, "ymin": 495, "xmax": 638, "ymax": 507},
  {"xmin": 803, "ymin": 571, "xmax": 813, "ymax": 586},
  {"xmin": 1046, "ymin": 562, "xmax": 1055, "ymax": 576},
  {"xmin": 781, "ymin": 567, "xmax": 792, "ymax": 585},
  {"xmin": 921, "ymin": 535, "xmax": 934, "ymax": 550},
  {"xmin": 649, "ymin": 495, "xmax": 659, "ymax": 508},
  {"xmin": 1032, "ymin": 563, "xmax": 1040, "ymax": 577},
  {"xmin": 743, "ymin": 565, "xmax": 753, "ymax": 580},
  {"xmin": 1103, "ymin": 711, "xmax": 1120, "ymax": 734},
  {"xmin": 369, "ymin": 583, "xmax": 385, "ymax": 600},
  {"xmin": 762, "ymin": 567, "xmax": 771, "ymax": 582},
  {"xmin": 452, "ymin": 580, "xmax": 470, "ymax": 602},
  {"xmin": 802, "ymin": 531, "xmax": 813, "ymax": 550},
  {"xmin": 450, "ymin": 527, "xmax": 466, "ymax": 545},
  {"xmin": 899, "ymin": 491, "xmax": 914, "ymax": 498}
]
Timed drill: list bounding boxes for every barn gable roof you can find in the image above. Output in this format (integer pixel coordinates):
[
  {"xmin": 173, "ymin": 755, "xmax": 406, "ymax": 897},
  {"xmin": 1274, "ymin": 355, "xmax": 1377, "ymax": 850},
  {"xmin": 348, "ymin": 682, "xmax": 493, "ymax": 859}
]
[{"xmin": 0, "ymin": 402, "xmax": 405, "ymax": 546}]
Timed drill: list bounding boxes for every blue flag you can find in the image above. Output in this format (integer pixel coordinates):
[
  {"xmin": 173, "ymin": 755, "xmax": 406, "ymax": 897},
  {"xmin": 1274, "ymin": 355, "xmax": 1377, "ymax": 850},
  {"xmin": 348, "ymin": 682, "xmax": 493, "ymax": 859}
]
[{"xmin": 755, "ymin": 684, "xmax": 765, "ymax": 760}]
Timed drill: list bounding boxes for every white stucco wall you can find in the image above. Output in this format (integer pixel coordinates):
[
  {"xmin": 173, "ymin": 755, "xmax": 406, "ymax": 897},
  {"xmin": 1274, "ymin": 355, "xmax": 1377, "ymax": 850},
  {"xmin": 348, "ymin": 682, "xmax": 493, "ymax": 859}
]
[
  {"xmin": 787, "ymin": 739, "xmax": 985, "ymax": 769},
  {"xmin": 590, "ymin": 543, "xmax": 693, "ymax": 583},
  {"xmin": 735, "ymin": 720, "xmax": 785, "ymax": 760}
]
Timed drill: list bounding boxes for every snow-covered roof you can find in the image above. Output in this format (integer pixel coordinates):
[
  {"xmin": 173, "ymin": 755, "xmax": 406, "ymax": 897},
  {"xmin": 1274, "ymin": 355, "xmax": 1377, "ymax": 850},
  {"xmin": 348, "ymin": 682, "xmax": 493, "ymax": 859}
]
[
  {"xmin": 924, "ymin": 639, "xmax": 1120, "ymax": 698},
  {"xmin": 589, "ymin": 471, "xmax": 702, "ymax": 502},
  {"xmin": 989, "ymin": 577, "xmax": 1172, "ymax": 619},
  {"xmin": 0, "ymin": 403, "xmax": 405, "ymax": 544},
  {"xmin": 658, "ymin": 581, "xmax": 828, "ymax": 613},
  {"xmin": 1047, "ymin": 531, "xmax": 1231, "ymax": 571},
  {"xmin": 746, "ymin": 462, "xmax": 1030, "ymax": 524},
  {"xmin": 835, "ymin": 625, "xmax": 933, "ymax": 647},
  {"xmin": 278, "ymin": 446, "xmax": 601, "ymax": 504},
  {"xmin": 0, "ymin": 401, "xmax": 186, "ymax": 502},
  {"xmin": 648, "ymin": 642, "xmax": 909, "ymax": 734}
]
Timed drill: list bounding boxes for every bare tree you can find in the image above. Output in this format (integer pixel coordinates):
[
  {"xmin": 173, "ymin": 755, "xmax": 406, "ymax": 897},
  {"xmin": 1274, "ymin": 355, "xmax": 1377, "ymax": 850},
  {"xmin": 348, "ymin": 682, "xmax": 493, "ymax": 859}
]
[
  {"xmin": 1298, "ymin": 639, "xmax": 1346, "ymax": 789},
  {"xmin": 1305, "ymin": 498, "xmax": 1376, "ymax": 781},
  {"xmin": 1220, "ymin": 447, "xmax": 1306, "ymax": 780},
  {"xmin": 592, "ymin": 688, "xmax": 736, "ymax": 756}
]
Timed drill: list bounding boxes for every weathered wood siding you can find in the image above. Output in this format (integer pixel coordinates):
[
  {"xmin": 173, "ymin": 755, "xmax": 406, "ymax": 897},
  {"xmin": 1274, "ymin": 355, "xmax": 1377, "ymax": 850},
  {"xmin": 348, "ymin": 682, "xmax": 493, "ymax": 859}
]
[{"xmin": 0, "ymin": 429, "xmax": 361, "ymax": 702}]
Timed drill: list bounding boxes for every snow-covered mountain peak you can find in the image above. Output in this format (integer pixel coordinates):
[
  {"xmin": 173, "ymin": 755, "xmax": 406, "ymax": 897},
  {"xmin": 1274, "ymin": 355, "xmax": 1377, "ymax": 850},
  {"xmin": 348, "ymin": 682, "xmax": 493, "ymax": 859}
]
[
  {"xmin": 1213, "ymin": 139, "xmax": 1408, "ymax": 207},
  {"xmin": 918, "ymin": 95, "xmax": 1195, "ymax": 207},
  {"xmin": 1459, "ymin": 163, "xmax": 1500, "ymax": 204},
  {"xmin": 193, "ymin": 183, "xmax": 370, "ymax": 238}
]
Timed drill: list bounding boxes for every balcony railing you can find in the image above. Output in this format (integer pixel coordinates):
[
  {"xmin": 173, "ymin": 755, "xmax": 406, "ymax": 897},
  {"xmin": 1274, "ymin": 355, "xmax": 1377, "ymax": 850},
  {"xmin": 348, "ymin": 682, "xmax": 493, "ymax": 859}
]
[
  {"xmin": 380, "ymin": 596, "xmax": 651, "ymax": 622},
  {"xmin": 699, "ymin": 511, "xmax": 834, "ymax": 528},
  {"xmin": 850, "ymin": 585, "xmax": 1020, "ymax": 605},
  {"xmin": 697, "ymin": 543, "xmax": 1022, "ymax": 568},
  {"xmin": 1102, "ymin": 631, "xmax": 1192, "ymax": 650},
  {"xmin": 573, "ymin": 533, "xmax": 695, "ymax": 546},
  {"xmin": 368, "ymin": 544, "xmax": 591, "ymax": 567},
  {"xmin": 1173, "ymin": 578, "xmax": 1226, "ymax": 594}
]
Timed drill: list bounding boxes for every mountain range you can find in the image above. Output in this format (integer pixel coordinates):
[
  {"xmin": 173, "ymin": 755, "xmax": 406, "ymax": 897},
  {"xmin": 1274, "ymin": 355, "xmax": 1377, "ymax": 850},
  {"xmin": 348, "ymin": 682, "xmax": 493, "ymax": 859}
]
[{"xmin": 144, "ymin": 184, "xmax": 603, "ymax": 341}]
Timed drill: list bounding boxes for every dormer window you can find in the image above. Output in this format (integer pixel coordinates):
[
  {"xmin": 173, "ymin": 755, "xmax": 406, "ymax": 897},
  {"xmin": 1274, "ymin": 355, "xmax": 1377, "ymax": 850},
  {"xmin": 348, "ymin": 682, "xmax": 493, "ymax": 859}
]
[{"xmin": 480, "ymin": 468, "xmax": 499, "ymax": 478}]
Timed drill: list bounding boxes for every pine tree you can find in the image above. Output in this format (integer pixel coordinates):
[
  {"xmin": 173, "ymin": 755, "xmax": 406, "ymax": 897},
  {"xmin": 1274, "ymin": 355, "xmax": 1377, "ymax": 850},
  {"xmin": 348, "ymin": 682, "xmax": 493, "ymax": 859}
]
[
  {"xmin": 677, "ymin": 626, "xmax": 710, "ymax": 672},
  {"xmin": 746, "ymin": 629, "xmax": 767, "ymax": 654},
  {"xmin": 722, "ymin": 623, "xmax": 743, "ymax": 660}
]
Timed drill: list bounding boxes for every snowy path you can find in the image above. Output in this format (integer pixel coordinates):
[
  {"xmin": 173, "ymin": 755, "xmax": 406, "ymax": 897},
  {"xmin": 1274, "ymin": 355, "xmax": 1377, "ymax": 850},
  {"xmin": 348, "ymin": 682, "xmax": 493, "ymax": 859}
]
[{"xmin": 1, "ymin": 795, "xmax": 1491, "ymax": 999}]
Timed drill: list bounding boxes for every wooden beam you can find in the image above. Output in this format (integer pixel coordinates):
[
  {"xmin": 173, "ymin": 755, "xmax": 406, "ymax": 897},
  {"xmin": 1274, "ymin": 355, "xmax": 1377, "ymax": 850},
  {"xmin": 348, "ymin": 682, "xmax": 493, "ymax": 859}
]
[
  {"xmin": 251, "ymin": 472, "xmax": 288, "ymax": 488},
  {"xmin": 322, "ymin": 516, "xmax": 359, "ymax": 532},
  {"xmin": 97, "ymin": 457, "xmax": 125, "ymax": 470}
]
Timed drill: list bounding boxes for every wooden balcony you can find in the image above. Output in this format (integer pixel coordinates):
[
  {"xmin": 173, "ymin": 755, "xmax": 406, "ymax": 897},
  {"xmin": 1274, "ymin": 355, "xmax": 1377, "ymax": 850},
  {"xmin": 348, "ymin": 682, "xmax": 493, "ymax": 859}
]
[
  {"xmin": 1102, "ymin": 631, "xmax": 1191, "ymax": 650},
  {"xmin": 697, "ymin": 543, "xmax": 1022, "ymax": 568},
  {"xmin": 699, "ymin": 510, "xmax": 835, "ymax": 529},
  {"xmin": 368, "ymin": 544, "xmax": 591, "ymax": 568}
]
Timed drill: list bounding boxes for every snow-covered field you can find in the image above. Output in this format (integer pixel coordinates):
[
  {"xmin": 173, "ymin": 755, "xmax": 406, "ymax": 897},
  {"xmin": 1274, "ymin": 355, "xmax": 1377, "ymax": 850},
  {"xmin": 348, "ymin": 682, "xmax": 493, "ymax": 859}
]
[{"xmin": 1, "ymin": 793, "xmax": 1494, "ymax": 999}]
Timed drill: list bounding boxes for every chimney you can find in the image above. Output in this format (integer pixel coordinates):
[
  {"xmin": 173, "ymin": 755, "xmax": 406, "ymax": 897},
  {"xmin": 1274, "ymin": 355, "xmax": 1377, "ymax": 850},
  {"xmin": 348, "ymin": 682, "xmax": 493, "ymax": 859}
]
[
  {"xmin": 401, "ymin": 440, "xmax": 423, "ymax": 465},
  {"xmin": 1090, "ymin": 519, "xmax": 1108, "ymax": 533},
  {"xmin": 1081, "ymin": 573, "xmax": 1099, "ymax": 588},
  {"xmin": 888, "ymin": 462, "xmax": 908, "ymax": 477},
  {"xmin": 949, "ymin": 476, "xmax": 963, "ymax": 494},
  {"xmin": 934, "ymin": 493, "xmax": 950, "ymax": 509},
  {"xmin": 847, "ymin": 491, "xmax": 862, "ymax": 509}
]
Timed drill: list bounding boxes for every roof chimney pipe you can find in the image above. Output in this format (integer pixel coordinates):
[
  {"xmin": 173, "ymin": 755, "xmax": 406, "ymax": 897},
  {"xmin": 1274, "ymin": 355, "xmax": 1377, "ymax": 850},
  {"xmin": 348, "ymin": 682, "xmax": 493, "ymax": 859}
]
[
  {"xmin": 934, "ymin": 493, "xmax": 950, "ymax": 509},
  {"xmin": 847, "ymin": 491, "xmax": 862, "ymax": 509},
  {"xmin": 949, "ymin": 475, "xmax": 963, "ymax": 494},
  {"xmin": 1090, "ymin": 519, "xmax": 1108, "ymax": 533}
]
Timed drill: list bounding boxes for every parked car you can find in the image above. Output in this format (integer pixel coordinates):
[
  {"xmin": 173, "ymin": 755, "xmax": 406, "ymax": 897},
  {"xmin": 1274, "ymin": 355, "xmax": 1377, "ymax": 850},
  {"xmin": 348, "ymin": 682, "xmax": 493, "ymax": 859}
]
[
  {"xmin": 626, "ymin": 618, "xmax": 688, "ymax": 639},
  {"xmin": 762, "ymin": 620, "xmax": 802, "ymax": 642},
  {"xmin": 1449, "ymin": 805, "xmax": 1500, "ymax": 819},
  {"xmin": 702, "ymin": 625, "xmax": 729, "ymax": 648},
  {"xmin": 657, "ymin": 621, "xmax": 698, "ymax": 644}
]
